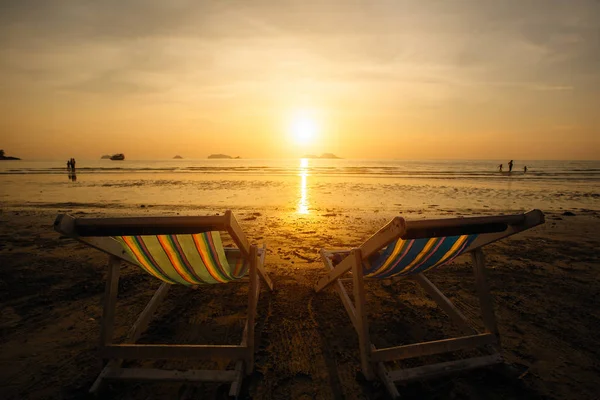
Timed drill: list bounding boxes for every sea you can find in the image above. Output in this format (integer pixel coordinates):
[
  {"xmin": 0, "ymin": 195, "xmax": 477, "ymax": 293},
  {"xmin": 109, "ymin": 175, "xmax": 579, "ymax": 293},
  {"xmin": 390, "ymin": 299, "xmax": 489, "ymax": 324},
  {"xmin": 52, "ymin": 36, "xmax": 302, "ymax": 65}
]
[{"xmin": 0, "ymin": 159, "xmax": 598, "ymax": 215}]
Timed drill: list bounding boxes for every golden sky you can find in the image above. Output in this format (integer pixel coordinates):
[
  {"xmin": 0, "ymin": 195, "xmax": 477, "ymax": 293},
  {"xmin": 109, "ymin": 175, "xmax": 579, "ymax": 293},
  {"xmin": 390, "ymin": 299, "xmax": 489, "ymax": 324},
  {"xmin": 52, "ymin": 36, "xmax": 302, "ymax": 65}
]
[{"xmin": 1, "ymin": 0, "xmax": 598, "ymax": 160}]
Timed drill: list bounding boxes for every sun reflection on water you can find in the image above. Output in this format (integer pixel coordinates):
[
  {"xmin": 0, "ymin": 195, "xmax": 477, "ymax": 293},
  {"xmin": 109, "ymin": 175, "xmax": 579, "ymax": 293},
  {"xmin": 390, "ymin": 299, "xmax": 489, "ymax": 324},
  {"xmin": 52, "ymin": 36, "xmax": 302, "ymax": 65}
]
[{"xmin": 298, "ymin": 158, "xmax": 309, "ymax": 214}]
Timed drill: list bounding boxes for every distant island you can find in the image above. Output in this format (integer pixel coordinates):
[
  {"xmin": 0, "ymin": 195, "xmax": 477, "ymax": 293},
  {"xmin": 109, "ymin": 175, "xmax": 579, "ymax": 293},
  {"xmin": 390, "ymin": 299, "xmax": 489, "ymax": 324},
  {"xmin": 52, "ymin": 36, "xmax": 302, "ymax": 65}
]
[
  {"xmin": 0, "ymin": 149, "xmax": 20, "ymax": 160},
  {"xmin": 102, "ymin": 154, "xmax": 125, "ymax": 160},
  {"xmin": 173, "ymin": 155, "xmax": 183, "ymax": 159},
  {"xmin": 208, "ymin": 154, "xmax": 241, "ymax": 159},
  {"xmin": 301, "ymin": 153, "xmax": 342, "ymax": 159}
]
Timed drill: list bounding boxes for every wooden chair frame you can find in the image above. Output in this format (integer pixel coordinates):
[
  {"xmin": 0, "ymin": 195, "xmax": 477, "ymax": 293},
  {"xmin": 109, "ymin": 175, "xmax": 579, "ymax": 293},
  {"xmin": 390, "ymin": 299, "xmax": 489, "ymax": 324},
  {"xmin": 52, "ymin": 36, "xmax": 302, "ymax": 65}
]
[
  {"xmin": 54, "ymin": 210, "xmax": 273, "ymax": 397},
  {"xmin": 315, "ymin": 210, "xmax": 544, "ymax": 398}
]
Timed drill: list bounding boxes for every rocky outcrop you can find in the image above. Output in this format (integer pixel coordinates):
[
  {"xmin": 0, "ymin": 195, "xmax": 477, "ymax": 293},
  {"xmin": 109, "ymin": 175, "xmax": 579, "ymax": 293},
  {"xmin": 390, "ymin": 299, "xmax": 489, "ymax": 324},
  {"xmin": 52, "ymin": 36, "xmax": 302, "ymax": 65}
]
[
  {"xmin": 301, "ymin": 153, "xmax": 342, "ymax": 159},
  {"xmin": 0, "ymin": 150, "xmax": 20, "ymax": 160}
]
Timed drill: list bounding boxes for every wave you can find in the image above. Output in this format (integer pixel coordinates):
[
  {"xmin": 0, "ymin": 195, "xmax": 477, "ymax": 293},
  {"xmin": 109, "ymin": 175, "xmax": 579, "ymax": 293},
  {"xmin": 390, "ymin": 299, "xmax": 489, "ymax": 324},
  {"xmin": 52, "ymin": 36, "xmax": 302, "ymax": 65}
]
[
  {"xmin": 2, "ymin": 166, "xmax": 599, "ymax": 177},
  {"xmin": 2, "ymin": 160, "xmax": 599, "ymax": 185}
]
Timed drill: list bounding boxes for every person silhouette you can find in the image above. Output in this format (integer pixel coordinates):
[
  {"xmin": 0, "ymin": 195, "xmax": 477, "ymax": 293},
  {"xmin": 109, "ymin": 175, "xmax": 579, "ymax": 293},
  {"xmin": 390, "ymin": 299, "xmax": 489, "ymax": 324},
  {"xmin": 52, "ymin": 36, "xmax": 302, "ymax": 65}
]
[
  {"xmin": 66, "ymin": 160, "xmax": 71, "ymax": 169},
  {"xmin": 524, "ymin": 165, "xmax": 527, "ymax": 173},
  {"xmin": 498, "ymin": 164, "xmax": 503, "ymax": 172},
  {"xmin": 508, "ymin": 160, "xmax": 514, "ymax": 172}
]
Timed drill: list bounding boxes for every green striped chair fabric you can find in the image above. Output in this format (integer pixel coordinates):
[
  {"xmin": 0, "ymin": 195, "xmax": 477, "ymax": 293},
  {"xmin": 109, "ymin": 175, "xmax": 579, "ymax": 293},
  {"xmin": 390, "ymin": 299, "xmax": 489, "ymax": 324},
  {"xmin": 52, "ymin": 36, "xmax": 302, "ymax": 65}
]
[{"xmin": 115, "ymin": 231, "xmax": 248, "ymax": 286}]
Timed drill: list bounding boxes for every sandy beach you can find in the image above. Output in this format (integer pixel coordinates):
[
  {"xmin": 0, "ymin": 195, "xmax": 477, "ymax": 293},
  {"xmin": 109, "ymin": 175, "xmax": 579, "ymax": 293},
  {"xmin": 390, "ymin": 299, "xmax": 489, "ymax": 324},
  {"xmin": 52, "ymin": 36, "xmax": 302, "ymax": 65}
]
[{"xmin": 1, "ymin": 202, "xmax": 599, "ymax": 399}]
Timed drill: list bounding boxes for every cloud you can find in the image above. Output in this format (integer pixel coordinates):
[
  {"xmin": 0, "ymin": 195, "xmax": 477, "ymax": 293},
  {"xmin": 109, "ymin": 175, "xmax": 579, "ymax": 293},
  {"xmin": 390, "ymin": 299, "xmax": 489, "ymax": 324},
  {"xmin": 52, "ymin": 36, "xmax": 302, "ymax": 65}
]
[
  {"xmin": 63, "ymin": 69, "xmax": 166, "ymax": 95},
  {"xmin": 532, "ymin": 85, "xmax": 574, "ymax": 91},
  {"xmin": 0, "ymin": 1, "xmax": 598, "ymax": 104}
]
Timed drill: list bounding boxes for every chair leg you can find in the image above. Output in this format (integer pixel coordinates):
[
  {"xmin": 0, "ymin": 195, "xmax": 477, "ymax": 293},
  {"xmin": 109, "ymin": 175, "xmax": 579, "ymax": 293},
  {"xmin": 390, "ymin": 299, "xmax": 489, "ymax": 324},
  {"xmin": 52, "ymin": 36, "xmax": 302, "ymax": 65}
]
[
  {"xmin": 245, "ymin": 245, "xmax": 258, "ymax": 375},
  {"xmin": 352, "ymin": 249, "xmax": 375, "ymax": 380},
  {"xmin": 228, "ymin": 360, "xmax": 245, "ymax": 397},
  {"xmin": 91, "ymin": 255, "xmax": 121, "ymax": 394},
  {"xmin": 471, "ymin": 249, "xmax": 501, "ymax": 350},
  {"xmin": 257, "ymin": 244, "xmax": 274, "ymax": 291},
  {"xmin": 100, "ymin": 256, "xmax": 121, "ymax": 348},
  {"xmin": 89, "ymin": 245, "xmax": 260, "ymax": 396}
]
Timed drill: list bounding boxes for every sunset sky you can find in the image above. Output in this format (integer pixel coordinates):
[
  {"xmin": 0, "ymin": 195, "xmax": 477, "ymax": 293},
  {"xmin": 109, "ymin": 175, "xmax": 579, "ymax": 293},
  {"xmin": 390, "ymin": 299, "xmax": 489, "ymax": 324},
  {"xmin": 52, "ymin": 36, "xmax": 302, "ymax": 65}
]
[{"xmin": 1, "ymin": 0, "xmax": 598, "ymax": 160}]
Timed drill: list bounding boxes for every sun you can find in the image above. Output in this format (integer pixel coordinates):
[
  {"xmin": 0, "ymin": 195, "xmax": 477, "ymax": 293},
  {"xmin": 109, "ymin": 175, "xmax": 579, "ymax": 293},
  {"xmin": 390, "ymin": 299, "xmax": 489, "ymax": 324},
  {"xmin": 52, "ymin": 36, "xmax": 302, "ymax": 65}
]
[{"xmin": 289, "ymin": 110, "xmax": 319, "ymax": 146}]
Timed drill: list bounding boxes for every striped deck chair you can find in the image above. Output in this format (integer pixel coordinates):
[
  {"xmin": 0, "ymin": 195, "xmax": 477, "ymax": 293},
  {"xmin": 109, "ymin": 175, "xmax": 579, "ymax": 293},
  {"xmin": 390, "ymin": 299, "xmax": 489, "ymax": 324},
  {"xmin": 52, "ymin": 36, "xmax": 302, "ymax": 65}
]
[
  {"xmin": 315, "ymin": 210, "xmax": 544, "ymax": 398},
  {"xmin": 54, "ymin": 210, "xmax": 273, "ymax": 397}
]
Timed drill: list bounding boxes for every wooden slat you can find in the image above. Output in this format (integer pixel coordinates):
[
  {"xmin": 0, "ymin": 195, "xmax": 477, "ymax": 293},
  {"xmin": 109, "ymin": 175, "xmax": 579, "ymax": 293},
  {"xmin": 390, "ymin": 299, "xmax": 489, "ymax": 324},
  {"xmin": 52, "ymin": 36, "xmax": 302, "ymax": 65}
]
[
  {"xmin": 100, "ymin": 256, "xmax": 120, "ymax": 346},
  {"xmin": 126, "ymin": 282, "xmax": 170, "ymax": 342},
  {"xmin": 100, "ymin": 344, "xmax": 247, "ymax": 360},
  {"xmin": 413, "ymin": 274, "xmax": 476, "ymax": 335},
  {"xmin": 226, "ymin": 210, "xmax": 251, "ymax": 258},
  {"xmin": 55, "ymin": 215, "xmax": 140, "ymax": 265},
  {"xmin": 103, "ymin": 367, "xmax": 238, "ymax": 383},
  {"xmin": 371, "ymin": 333, "xmax": 496, "ymax": 362},
  {"xmin": 403, "ymin": 214, "xmax": 526, "ymax": 239},
  {"xmin": 257, "ymin": 244, "xmax": 274, "ymax": 291},
  {"xmin": 465, "ymin": 209, "xmax": 544, "ymax": 252},
  {"xmin": 72, "ymin": 215, "xmax": 228, "ymax": 236},
  {"xmin": 315, "ymin": 251, "xmax": 354, "ymax": 292},
  {"xmin": 407, "ymin": 213, "xmax": 526, "ymax": 229},
  {"xmin": 388, "ymin": 353, "xmax": 503, "ymax": 382},
  {"xmin": 353, "ymin": 249, "xmax": 374, "ymax": 380},
  {"xmin": 359, "ymin": 217, "xmax": 406, "ymax": 259}
]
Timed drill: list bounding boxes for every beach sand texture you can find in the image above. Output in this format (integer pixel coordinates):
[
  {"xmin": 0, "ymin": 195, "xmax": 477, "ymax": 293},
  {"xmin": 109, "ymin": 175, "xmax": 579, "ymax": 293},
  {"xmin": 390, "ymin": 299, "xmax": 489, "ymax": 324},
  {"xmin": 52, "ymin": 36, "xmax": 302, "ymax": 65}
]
[
  {"xmin": 1, "ymin": 206, "xmax": 599, "ymax": 399},
  {"xmin": 1, "ymin": 159, "xmax": 599, "ymax": 399}
]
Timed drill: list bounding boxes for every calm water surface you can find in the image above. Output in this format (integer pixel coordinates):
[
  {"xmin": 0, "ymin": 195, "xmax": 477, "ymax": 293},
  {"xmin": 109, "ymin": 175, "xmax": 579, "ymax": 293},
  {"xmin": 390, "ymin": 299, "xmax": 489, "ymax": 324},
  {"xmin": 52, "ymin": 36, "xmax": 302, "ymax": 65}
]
[{"xmin": 0, "ymin": 159, "xmax": 598, "ymax": 214}]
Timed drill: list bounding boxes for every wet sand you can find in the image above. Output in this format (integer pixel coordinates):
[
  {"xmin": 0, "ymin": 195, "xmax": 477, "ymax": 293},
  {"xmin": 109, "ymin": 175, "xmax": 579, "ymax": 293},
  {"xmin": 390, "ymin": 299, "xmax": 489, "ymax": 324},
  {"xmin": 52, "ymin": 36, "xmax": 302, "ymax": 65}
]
[{"xmin": 1, "ymin": 205, "xmax": 599, "ymax": 399}]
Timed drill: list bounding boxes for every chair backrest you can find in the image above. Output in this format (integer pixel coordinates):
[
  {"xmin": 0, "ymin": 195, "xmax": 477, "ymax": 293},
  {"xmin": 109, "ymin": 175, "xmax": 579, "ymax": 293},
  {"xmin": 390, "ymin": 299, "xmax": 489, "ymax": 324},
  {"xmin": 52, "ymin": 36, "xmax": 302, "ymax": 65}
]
[
  {"xmin": 54, "ymin": 211, "xmax": 252, "ymax": 286},
  {"xmin": 115, "ymin": 232, "xmax": 248, "ymax": 285},
  {"xmin": 362, "ymin": 210, "xmax": 544, "ymax": 279},
  {"xmin": 365, "ymin": 234, "xmax": 478, "ymax": 278}
]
